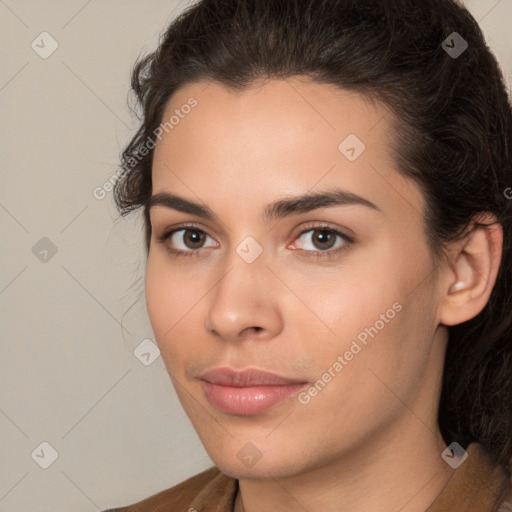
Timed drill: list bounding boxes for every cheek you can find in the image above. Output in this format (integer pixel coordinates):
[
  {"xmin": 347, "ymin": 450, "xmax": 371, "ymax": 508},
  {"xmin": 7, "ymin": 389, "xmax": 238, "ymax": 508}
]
[
  {"xmin": 144, "ymin": 256, "xmax": 192, "ymax": 348},
  {"xmin": 145, "ymin": 256, "xmax": 170, "ymax": 333},
  {"xmin": 300, "ymin": 297, "xmax": 431, "ymax": 434},
  {"xmin": 144, "ymin": 254, "xmax": 215, "ymax": 374},
  {"xmin": 283, "ymin": 259, "xmax": 401, "ymax": 355},
  {"xmin": 304, "ymin": 252, "xmax": 435, "ymax": 388}
]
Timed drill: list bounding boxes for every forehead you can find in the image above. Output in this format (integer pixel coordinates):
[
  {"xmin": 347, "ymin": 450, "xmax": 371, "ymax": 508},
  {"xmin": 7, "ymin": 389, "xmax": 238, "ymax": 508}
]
[
  {"xmin": 162, "ymin": 77, "xmax": 386, "ymax": 151},
  {"xmin": 151, "ymin": 77, "xmax": 425, "ymax": 224}
]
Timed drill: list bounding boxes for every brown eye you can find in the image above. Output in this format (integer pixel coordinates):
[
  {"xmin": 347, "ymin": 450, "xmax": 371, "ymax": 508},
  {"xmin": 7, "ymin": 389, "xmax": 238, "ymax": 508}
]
[
  {"xmin": 310, "ymin": 229, "xmax": 337, "ymax": 250},
  {"xmin": 296, "ymin": 228, "xmax": 348, "ymax": 252},
  {"xmin": 182, "ymin": 229, "xmax": 206, "ymax": 249},
  {"xmin": 166, "ymin": 228, "xmax": 217, "ymax": 252}
]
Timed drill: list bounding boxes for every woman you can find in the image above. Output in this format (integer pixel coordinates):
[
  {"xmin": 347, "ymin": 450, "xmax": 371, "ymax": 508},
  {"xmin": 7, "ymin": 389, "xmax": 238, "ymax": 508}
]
[{"xmin": 105, "ymin": 0, "xmax": 512, "ymax": 510}]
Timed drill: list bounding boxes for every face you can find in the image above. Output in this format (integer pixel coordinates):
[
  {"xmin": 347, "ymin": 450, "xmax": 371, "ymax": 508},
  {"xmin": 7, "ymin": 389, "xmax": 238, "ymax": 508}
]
[{"xmin": 146, "ymin": 77, "xmax": 448, "ymax": 479}]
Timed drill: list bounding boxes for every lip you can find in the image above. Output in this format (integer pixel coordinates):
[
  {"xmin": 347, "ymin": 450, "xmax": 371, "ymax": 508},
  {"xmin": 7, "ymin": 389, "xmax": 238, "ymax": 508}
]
[
  {"xmin": 199, "ymin": 367, "xmax": 308, "ymax": 415},
  {"xmin": 200, "ymin": 367, "xmax": 307, "ymax": 386}
]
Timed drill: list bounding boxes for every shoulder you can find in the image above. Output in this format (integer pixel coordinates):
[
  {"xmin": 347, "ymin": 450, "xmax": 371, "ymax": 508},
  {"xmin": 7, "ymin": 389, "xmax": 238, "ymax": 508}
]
[
  {"xmin": 427, "ymin": 443, "xmax": 512, "ymax": 512},
  {"xmin": 102, "ymin": 466, "xmax": 237, "ymax": 512}
]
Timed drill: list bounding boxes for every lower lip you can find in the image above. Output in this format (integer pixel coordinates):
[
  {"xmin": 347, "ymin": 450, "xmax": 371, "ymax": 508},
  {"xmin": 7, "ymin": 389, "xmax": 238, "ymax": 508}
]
[{"xmin": 201, "ymin": 381, "xmax": 307, "ymax": 415}]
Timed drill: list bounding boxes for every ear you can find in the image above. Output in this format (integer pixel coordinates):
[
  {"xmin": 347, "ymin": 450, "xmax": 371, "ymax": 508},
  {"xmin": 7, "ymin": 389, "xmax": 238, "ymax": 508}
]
[{"xmin": 439, "ymin": 213, "xmax": 503, "ymax": 327}]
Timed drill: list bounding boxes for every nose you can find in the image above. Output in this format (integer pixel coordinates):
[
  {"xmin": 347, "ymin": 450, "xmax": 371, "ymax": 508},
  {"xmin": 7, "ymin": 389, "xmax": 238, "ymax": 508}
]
[{"xmin": 204, "ymin": 250, "xmax": 284, "ymax": 343}]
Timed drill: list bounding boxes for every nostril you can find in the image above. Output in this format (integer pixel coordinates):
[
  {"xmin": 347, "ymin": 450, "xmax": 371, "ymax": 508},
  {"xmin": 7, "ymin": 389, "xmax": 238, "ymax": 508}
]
[{"xmin": 244, "ymin": 326, "xmax": 263, "ymax": 335}]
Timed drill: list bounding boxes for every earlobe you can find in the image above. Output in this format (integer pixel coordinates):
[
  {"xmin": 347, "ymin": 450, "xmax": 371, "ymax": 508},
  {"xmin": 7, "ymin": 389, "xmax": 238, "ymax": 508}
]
[{"xmin": 439, "ymin": 215, "xmax": 503, "ymax": 327}]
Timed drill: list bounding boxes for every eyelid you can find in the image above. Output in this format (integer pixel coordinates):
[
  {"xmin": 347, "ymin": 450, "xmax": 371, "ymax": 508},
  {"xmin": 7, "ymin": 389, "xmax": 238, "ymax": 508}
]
[
  {"xmin": 159, "ymin": 221, "xmax": 212, "ymax": 237},
  {"xmin": 290, "ymin": 221, "xmax": 354, "ymax": 244}
]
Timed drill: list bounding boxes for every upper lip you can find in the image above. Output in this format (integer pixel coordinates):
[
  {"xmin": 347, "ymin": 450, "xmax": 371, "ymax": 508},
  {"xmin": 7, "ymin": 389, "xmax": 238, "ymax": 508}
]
[{"xmin": 200, "ymin": 367, "xmax": 308, "ymax": 387}]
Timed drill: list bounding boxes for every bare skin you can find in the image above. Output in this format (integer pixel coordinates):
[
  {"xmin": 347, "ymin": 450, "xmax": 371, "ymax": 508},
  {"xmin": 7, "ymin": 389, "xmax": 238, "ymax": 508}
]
[{"xmin": 145, "ymin": 77, "xmax": 502, "ymax": 512}]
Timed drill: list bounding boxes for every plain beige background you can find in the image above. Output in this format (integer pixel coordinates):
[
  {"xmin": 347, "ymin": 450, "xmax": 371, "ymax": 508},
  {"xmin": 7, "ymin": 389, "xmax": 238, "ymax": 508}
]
[{"xmin": 0, "ymin": 1, "xmax": 511, "ymax": 511}]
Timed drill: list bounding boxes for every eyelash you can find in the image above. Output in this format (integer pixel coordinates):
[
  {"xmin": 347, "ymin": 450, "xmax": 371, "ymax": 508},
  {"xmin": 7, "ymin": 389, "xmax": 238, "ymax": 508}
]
[{"xmin": 155, "ymin": 222, "xmax": 353, "ymax": 261}]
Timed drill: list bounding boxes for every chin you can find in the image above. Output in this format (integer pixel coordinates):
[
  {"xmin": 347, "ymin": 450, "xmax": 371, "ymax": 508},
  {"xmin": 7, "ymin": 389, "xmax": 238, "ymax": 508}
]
[
  {"xmin": 204, "ymin": 442, "xmax": 312, "ymax": 481},
  {"xmin": 214, "ymin": 458, "xmax": 294, "ymax": 481}
]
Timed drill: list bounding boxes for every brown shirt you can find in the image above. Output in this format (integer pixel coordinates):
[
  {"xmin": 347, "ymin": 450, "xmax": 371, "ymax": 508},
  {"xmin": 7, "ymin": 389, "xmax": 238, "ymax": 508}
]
[{"xmin": 104, "ymin": 443, "xmax": 512, "ymax": 512}]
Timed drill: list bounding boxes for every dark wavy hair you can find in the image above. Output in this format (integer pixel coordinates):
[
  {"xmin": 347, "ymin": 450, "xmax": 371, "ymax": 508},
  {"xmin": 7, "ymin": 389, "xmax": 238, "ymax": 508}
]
[{"xmin": 114, "ymin": 0, "xmax": 512, "ymax": 472}]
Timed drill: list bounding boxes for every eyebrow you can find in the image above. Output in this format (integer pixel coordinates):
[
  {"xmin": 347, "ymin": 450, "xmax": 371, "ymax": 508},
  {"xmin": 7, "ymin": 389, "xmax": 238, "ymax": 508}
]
[{"xmin": 148, "ymin": 188, "xmax": 382, "ymax": 223}]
